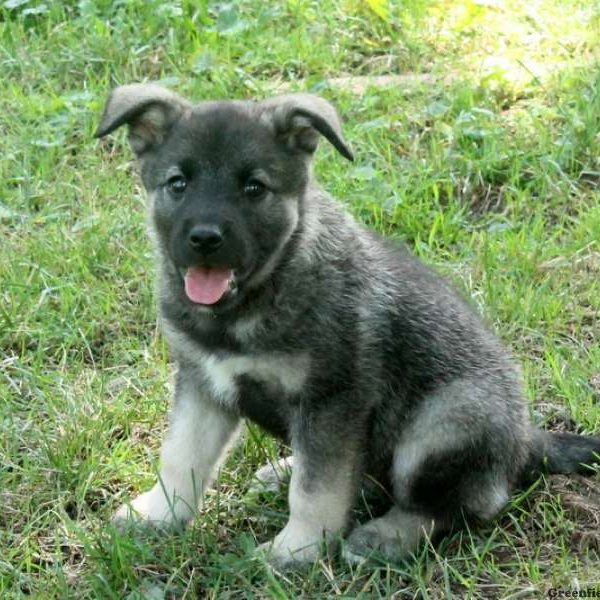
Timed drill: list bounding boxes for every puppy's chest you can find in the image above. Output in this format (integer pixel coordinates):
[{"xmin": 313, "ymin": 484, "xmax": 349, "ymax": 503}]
[{"xmin": 200, "ymin": 351, "xmax": 310, "ymax": 412}]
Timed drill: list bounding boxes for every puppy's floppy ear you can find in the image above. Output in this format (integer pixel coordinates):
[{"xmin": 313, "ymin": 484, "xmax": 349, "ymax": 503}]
[
  {"xmin": 260, "ymin": 93, "xmax": 354, "ymax": 161},
  {"xmin": 94, "ymin": 83, "xmax": 191, "ymax": 155}
]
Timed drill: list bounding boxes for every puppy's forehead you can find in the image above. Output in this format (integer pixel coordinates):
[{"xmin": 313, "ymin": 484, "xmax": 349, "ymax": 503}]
[
  {"xmin": 188, "ymin": 100, "xmax": 257, "ymax": 128},
  {"xmin": 176, "ymin": 101, "xmax": 272, "ymax": 156}
]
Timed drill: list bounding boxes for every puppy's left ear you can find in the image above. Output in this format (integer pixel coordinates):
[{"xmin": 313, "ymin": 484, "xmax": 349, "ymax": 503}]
[
  {"xmin": 261, "ymin": 94, "xmax": 354, "ymax": 161},
  {"xmin": 95, "ymin": 83, "xmax": 191, "ymax": 155}
]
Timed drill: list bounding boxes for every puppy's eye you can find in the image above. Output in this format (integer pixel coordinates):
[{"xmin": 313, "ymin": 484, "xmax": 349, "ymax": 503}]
[
  {"xmin": 167, "ymin": 175, "xmax": 187, "ymax": 195},
  {"xmin": 243, "ymin": 179, "xmax": 267, "ymax": 199}
]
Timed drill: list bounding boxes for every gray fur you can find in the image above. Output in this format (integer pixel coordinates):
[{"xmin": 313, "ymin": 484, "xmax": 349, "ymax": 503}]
[{"xmin": 96, "ymin": 84, "xmax": 600, "ymax": 566}]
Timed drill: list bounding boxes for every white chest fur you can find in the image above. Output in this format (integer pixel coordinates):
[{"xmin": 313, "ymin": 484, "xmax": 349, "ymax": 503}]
[
  {"xmin": 201, "ymin": 352, "xmax": 310, "ymax": 405},
  {"xmin": 163, "ymin": 321, "xmax": 310, "ymax": 406}
]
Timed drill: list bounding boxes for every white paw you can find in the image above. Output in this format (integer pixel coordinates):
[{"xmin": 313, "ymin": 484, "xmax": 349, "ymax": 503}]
[
  {"xmin": 113, "ymin": 485, "xmax": 196, "ymax": 527},
  {"xmin": 257, "ymin": 522, "xmax": 323, "ymax": 567},
  {"xmin": 341, "ymin": 548, "xmax": 369, "ymax": 566}
]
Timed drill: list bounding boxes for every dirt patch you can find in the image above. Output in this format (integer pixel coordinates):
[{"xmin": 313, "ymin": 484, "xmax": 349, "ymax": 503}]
[
  {"xmin": 267, "ymin": 60, "xmax": 585, "ymax": 96},
  {"xmin": 268, "ymin": 72, "xmax": 440, "ymax": 94},
  {"xmin": 552, "ymin": 475, "xmax": 600, "ymax": 554},
  {"xmin": 461, "ymin": 181, "xmax": 508, "ymax": 217}
]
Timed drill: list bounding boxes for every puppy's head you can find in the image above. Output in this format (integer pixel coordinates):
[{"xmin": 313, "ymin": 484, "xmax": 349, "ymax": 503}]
[{"xmin": 95, "ymin": 84, "xmax": 352, "ymax": 312}]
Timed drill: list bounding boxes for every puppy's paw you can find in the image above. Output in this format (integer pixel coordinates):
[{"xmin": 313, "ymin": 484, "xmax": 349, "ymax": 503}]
[
  {"xmin": 256, "ymin": 523, "xmax": 321, "ymax": 569},
  {"xmin": 248, "ymin": 456, "xmax": 294, "ymax": 494},
  {"xmin": 113, "ymin": 486, "xmax": 195, "ymax": 528},
  {"xmin": 343, "ymin": 524, "xmax": 405, "ymax": 565},
  {"xmin": 256, "ymin": 540, "xmax": 317, "ymax": 570}
]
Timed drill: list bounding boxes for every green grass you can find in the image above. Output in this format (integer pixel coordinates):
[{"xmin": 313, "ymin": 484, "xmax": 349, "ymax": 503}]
[{"xmin": 1, "ymin": 0, "xmax": 599, "ymax": 597}]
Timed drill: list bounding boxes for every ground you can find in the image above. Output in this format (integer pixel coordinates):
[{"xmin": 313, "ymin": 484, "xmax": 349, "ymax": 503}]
[{"xmin": 1, "ymin": 0, "xmax": 599, "ymax": 598}]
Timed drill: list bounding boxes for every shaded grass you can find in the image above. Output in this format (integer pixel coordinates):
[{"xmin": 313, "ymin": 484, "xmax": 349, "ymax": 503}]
[{"xmin": 1, "ymin": 0, "xmax": 599, "ymax": 597}]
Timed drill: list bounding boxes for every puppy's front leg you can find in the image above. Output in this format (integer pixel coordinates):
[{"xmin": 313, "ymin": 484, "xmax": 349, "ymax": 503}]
[
  {"xmin": 262, "ymin": 420, "xmax": 360, "ymax": 566},
  {"xmin": 114, "ymin": 368, "xmax": 240, "ymax": 526}
]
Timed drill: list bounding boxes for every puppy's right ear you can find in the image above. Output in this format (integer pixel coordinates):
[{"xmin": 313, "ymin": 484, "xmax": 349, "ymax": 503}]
[{"xmin": 94, "ymin": 84, "xmax": 190, "ymax": 155}]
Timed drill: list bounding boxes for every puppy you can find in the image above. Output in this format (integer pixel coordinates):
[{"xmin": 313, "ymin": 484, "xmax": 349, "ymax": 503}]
[{"xmin": 95, "ymin": 84, "xmax": 600, "ymax": 566}]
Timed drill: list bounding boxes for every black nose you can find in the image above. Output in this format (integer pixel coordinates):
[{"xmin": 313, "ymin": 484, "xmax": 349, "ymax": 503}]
[{"xmin": 188, "ymin": 225, "xmax": 224, "ymax": 253}]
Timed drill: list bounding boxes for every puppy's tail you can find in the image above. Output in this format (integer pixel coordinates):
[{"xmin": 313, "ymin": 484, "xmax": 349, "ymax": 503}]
[{"xmin": 521, "ymin": 428, "xmax": 600, "ymax": 483}]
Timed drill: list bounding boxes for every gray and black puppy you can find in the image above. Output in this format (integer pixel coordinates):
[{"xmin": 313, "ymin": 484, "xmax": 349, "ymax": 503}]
[{"xmin": 95, "ymin": 84, "xmax": 600, "ymax": 566}]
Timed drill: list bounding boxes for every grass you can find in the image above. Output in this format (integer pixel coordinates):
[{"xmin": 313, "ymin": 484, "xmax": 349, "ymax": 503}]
[{"xmin": 1, "ymin": 0, "xmax": 599, "ymax": 597}]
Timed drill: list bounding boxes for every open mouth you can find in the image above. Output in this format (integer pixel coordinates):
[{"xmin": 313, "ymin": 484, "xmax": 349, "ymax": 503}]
[{"xmin": 181, "ymin": 265, "xmax": 238, "ymax": 306}]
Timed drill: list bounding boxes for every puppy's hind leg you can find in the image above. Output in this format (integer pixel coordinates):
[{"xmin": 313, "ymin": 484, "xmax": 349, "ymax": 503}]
[
  {"xmin": 344, "ymin": 378, "xmax": 520, "ymax": 564},
  {"xmin": 393, "ymin": 377, "xmax": 520, "ymax": 520},
  {"xmin": 343, "ymin": 469, "xmax": 510, "ymax": 564}
]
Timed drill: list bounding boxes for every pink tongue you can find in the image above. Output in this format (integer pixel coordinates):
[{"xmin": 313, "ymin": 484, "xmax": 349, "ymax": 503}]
[{"xmin": 184, "ymin": 266, "xmax": 232, "ymax": 305}]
